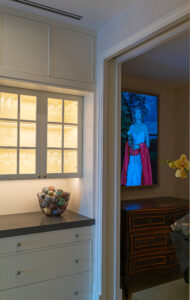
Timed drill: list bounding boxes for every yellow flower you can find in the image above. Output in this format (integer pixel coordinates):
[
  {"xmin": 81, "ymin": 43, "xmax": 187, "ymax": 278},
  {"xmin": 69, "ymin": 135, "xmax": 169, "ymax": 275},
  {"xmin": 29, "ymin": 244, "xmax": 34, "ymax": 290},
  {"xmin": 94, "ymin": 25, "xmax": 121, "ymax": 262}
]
[
  {"xmin": 175, "ymin": 168, "xmax": 188, "ymax": 179},
  {"xmin": 169, "ymin": 161, "xmax": 176, "ymax": 169},
  {"xmin": 174, "ymin": 154, "xmax": 190, "ymax": 171}
]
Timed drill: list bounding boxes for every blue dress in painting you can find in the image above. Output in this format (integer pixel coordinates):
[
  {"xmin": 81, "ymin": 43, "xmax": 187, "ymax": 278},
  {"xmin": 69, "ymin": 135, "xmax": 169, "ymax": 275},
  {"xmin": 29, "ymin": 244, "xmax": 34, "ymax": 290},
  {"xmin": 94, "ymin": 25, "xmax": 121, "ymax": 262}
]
[{"xmin": 126, "ymin": 125, "xmax": 146, "ymax": 186}]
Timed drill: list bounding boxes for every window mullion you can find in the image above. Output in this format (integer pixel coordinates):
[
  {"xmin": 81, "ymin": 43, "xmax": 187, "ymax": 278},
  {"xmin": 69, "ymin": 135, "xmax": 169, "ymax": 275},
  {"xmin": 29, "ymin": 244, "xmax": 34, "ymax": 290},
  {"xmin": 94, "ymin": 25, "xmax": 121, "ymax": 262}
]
[
  {"xmin": 41, "ymin": 94, "xmax": 47, "ymax": 179},
  {"xmin": 17, "ymin": 93, "xmax": 20, "ymax": 175},
  {"xmin": 62, "ymin": 99, "xmax": 64, "ymax": 174}
]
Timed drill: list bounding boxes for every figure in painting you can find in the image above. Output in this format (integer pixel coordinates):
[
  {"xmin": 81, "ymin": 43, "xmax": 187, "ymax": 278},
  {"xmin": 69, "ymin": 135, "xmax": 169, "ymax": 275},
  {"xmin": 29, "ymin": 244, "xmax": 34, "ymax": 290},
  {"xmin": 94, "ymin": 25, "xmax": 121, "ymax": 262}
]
[{"xmin": 121, "ymin": 107, "xmax": 152, "ymax": 186}]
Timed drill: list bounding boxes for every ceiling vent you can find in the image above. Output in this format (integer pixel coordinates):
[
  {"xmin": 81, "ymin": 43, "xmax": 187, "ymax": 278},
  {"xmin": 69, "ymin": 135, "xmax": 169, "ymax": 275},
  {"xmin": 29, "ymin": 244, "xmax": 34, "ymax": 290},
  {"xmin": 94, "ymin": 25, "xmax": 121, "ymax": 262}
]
[{"xmin": 10, "ymin": 0, "xmax": 83, "ymax": 20}]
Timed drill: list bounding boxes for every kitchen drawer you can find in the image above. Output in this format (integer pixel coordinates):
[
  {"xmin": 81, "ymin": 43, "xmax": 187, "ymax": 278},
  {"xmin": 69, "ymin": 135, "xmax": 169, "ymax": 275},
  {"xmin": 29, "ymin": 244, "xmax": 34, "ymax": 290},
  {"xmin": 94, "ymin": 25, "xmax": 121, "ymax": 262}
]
[
  {"xmin": 129, "ymin": 251, "xmax": 177, "ymax": 274},
  {"xmin": 0, "ymin": 271, "xmax": 91, "ymax": 300},
  {"xmin": 129, "ymin": 212, "xmax": 171, "ymax": 231},
  {"xmin": 0, "ymin": 226, "xmax": 92, "ymax": 255},
  {"xmin": 131, "ymin": 231, "xmax": 173, "ymax": 254},
  {"xmin": 0, "ymin": 240, "xmax": 91, "ymax": 291}
]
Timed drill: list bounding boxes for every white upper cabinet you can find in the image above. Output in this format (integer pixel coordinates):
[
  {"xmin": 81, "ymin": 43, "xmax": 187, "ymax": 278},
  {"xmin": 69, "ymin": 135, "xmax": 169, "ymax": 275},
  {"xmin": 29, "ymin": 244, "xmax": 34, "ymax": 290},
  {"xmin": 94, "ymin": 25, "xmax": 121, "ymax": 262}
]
[
  {"xmin": 51, "ymin": 26, "xmax": 95, "ymax": 84},
  {"xmin": 1, "ymin": 14, "xmax": 50, "ymax": 76},
  {"xmin": 0, "ymin": 8, "xmax": 96, "ymax": 90}
]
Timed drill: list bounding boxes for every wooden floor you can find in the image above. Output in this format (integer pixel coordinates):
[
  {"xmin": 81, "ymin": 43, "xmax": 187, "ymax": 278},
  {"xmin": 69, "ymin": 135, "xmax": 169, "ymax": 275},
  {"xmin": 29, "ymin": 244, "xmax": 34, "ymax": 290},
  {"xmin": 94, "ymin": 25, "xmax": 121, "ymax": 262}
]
[{"xmin": 121, "ymin": 264, "xmax": 182, "ymax": 300}]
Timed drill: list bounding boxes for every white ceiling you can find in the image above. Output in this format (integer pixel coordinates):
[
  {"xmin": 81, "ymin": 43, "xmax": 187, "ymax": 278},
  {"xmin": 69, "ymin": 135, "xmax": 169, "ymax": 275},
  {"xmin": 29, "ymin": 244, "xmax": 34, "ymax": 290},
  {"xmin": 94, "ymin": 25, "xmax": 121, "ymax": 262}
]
[
  {"xmin": 1, "ymin": 0, "xmax": 130, "ymax": 30},
  {"xmin": 122, "ymin": 33, "xmax": 189, "ymax": 85}
]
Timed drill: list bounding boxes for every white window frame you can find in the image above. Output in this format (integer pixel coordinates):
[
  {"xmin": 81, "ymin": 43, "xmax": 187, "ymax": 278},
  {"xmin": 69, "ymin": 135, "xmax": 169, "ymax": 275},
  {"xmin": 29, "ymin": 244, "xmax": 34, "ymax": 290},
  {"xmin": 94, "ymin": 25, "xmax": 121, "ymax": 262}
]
[
  {"xmin": 0, "ymin": 86, "xmax": 83, "ymax": 180},
  {"xmin": 42, "ymin": 92, "xmax": 83, "ymax": 179}
]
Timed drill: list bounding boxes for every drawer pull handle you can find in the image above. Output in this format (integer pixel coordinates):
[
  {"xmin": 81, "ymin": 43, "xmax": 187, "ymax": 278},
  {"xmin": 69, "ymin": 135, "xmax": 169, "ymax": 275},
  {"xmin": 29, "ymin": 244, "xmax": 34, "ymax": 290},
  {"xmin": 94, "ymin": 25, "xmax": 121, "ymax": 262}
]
[
  {"xmin": 75, "ymin": 259, "xmax": 79, "ymax": 264},
  {"xmin": 75, "ymin": 233, "xmax": 79, "ymax": 238},
  {"xmin": 17, "ymin": 242, "xmax": 22, "ymax": 247},
  {"xmin": 16, "ymin": 270, "xmax": 21, "ymax": 276},
  {"xmin": 74, "ymin": 290, "xmax": 79, "ymax": 296}
]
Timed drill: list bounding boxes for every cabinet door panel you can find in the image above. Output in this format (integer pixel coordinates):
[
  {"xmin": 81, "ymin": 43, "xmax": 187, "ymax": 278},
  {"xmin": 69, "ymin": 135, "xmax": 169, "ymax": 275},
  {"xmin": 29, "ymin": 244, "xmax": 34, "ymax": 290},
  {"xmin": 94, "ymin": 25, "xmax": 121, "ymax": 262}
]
[
  {"xmin": 0, "ymin": 240, "xmax": 91, "ymax": 290},
  {"xmin": 52, "ymin": 26, "xmax": 94, "ymax": 83},
  {"xmin": 0, "ymin": 271, "xmax": 91, "ymax": 300},
  {"xmin": 1, "ymin": 14, "xmax": 50, "ymax": 76}
]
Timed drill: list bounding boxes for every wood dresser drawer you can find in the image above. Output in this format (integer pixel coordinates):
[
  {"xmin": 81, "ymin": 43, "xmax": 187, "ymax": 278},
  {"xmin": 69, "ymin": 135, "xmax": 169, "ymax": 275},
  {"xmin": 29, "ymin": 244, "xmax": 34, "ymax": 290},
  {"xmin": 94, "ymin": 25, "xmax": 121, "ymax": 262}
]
[
  {"xmin": 0, "ymin": 271, "xmax": 91, "ymax": 300},
  {"xmin": 131, "ymin": 231, "xmax": 173, "ymax": 254},
  {"xmin": 129, "ymin": 251, "xmax": 177, "ymax": 274},
  {"xmin": 0, "ymin": 227, "xmax": 92, "ymax": 256},
  {"xmin": 0, "ymin": 240, "xmax": 91, "ymax": 291},
  {"xmin": 129, "ymin": 212, "xmax": 172, "ymax": 231}
]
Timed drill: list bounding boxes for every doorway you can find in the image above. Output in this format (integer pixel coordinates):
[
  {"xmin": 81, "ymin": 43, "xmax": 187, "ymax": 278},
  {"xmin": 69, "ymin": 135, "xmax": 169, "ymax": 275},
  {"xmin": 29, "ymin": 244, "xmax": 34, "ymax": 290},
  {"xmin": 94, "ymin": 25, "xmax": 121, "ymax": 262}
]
[{"xmin": 98, "ymin": 17, "xmax": 189, "ymax": 300}]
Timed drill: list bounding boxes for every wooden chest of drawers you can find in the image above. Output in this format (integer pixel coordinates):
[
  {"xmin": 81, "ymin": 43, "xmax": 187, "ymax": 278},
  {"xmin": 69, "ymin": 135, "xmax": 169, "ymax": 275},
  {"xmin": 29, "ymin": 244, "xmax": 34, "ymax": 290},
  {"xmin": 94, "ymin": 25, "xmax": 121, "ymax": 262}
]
[{"xmin": 121, "ymin": 197, "xmax": 189, "ymax": 278}]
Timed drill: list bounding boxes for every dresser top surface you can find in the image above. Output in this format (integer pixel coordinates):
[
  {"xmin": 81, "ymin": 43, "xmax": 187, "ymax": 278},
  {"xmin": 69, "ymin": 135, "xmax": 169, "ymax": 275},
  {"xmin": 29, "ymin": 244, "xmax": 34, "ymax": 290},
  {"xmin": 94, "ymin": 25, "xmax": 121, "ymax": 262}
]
[
  {"xmin": 121, "ymin": 197, "xmax": 189, "ymax": 212},
  {"xmin": 0, "ymin": 210, "xmax": 95, "ymax": 238}
]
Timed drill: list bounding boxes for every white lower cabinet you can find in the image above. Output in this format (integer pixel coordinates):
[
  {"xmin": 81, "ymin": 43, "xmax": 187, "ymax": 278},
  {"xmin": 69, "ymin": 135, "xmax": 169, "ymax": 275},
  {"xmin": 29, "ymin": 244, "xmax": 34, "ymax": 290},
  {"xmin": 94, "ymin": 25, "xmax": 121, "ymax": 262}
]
[
  {"xmin": 0, "ymin": 272, "xmax": 91, "ymax": 300},
  {"xmin": 0, "ymin": 227, "xmax": 93, "ymax": 299}
]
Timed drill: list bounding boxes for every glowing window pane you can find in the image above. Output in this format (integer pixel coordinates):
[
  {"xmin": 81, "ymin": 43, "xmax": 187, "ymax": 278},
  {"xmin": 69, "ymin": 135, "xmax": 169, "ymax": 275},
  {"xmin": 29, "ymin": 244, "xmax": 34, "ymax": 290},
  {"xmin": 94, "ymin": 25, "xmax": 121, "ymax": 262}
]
[
  {"xmin": 0, "ymin": 148, "xmax": 17, "ymax": 174},
  {"xmin": 47, "ymin": 124, "xmax": 62, "ymax": 148},
  {"xmin": 20, "ymin": 95, "xmax": 37, "ymax": 121},
  {"xmin": 64, "ymin": 125, "xmax": 78, "ymax": 148},
  {"xmin": 47, "ymin": 150, "xmax": 62, "ymax": 173},
  {"xmin": 19, "ymin": 149, "xmax": 36, "ymax": 174},
  {"xmin": 48, "ymin": 98, "xmax": 62, "ymax": 123},
  {"xmin": 0, "ymin": 121, "xmax": 17, "ymax": 146},
  {"xmin": 64, "ymin": 150, "xmax": 77, "ymax": 173},
  {"xmin": 20, "ymin": 122, "xmax": 36, "ymax": 147},
  {"xmin": 0, "ymin": 93, "xmax": 18, "ymax": 119},
  {"xmin": 64, "ymin": 100, "xmax": 78, "ymax": 124}
]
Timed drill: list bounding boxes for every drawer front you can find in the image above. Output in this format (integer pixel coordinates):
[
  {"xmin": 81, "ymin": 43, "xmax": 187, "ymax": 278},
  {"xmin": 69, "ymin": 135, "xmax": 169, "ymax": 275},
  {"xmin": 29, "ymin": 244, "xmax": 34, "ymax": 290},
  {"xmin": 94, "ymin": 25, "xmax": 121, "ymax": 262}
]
[
  {"xmin": 129, "ymin": 251, "xmax": 177, "ymax": 274},
  {"xmin": 0, "ymin": 271, "xmax": 91, "ymax": 300},
  {"xmin": 129, "ymin": 212, "xmax": 170, "ymax": 230},
  {"xmin": 0, "ymin": 240, "xmax": 91, "ymax": 291},
  {"xmin": 0, "ymin": 226, "xmax": 92, "ymax": 255},
  {"xmin": 131, "ymin": 232, "xmax": 173, "ymax": 254}
]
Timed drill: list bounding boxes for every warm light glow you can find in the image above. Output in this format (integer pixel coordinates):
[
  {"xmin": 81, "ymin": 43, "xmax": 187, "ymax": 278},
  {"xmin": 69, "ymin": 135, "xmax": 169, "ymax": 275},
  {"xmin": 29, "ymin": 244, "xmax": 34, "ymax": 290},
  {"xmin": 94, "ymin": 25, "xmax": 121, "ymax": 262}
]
[
  {"xmin": 20, "ymin": 122, "xmax": 36, "ymax": 147},
  {"xmin": 0, "ymin": 148, "xmax": 17, "ymax": 174},
  {"xmin": 47, "ymin": 124, "xmax": 62, "ymax": 148},
  {"xmin": 0, "ymin": 92, "xmax": 18, "ymax": 119},
  {"xmin": 0, "ymin": 121, "xmax": 17, "ymax": 146},
  {"xmin": 47, "ymin": 150, "xmax": 62, "ymax": 173},
  {"xmin": 64, "ymin": 100, "xmax": 78, "ymax": 124},
  {"xmin": 20, "ymin": 95, "xmax": 37, "ymax": 121},
  {"xmin": 64, "ymin": 150, "xmax": 78, "ymax": 173},
  {"xmin": 64, "ymin": 125, "xmax": 78, "ymax": 148},
  {"xmin": 19, "ymin": 149, "xmax": 36, "ymax": 174},
  {"xmin": 48, "ymin": 98, "xmax": 62, "ymax": 123}
]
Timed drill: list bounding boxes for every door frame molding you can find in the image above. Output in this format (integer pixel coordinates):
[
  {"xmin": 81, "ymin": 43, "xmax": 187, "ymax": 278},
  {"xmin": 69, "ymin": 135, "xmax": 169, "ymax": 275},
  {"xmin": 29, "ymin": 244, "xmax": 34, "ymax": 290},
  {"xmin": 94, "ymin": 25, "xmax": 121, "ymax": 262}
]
[{"xmin": 95, "ymin": 3, "xmax": 190, "ymax": 300}]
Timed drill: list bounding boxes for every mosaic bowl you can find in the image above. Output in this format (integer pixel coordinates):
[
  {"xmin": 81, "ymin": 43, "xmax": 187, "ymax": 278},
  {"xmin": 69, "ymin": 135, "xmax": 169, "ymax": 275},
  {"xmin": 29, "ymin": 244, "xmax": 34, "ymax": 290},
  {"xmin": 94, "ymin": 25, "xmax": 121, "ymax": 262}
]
[{"xmin": 37, "ymin": 186, "xmax": 70, "ymax": 217}]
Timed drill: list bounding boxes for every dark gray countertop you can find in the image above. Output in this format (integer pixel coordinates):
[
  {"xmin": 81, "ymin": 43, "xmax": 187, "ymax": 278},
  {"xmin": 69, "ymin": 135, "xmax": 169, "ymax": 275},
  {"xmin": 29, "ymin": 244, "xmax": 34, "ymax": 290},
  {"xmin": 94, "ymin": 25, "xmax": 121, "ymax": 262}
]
[{"xmin": 0, "ymin": 210, "xmax": 95, "ymax": 238}]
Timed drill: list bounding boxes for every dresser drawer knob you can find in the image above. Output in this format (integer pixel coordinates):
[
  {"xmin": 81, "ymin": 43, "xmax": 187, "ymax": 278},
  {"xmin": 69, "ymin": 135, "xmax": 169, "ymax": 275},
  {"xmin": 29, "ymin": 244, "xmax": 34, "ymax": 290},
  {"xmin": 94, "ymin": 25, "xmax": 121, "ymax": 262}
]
[
  {"xmin": 16, "ymin": 270, "xmax": 21, "ymax": 276},
  {"xmin": 74, "ymin": 290, "xmax": 79, "ymax": 296},
  {"xmin": 17, "ymin": 242, "xmax": 22, "ymax": 247},
  {"xmin": 75, "ymin": 259, "xmax": 79, "ymax": 264},
  {"xmin": 75, "ymin": 233, "xmax": 79, "ymax": 238}
]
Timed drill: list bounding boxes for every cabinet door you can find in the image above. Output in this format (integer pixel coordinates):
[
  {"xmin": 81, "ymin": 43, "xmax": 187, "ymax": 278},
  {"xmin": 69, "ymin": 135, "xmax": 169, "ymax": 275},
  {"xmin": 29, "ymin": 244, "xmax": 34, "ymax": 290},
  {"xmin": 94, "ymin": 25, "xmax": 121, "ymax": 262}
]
[
  {"xmin": 52, "ymin": 26, "xmax": 95, "ymax": 83},
  {"xmin": 1, "ymin": 14, "xmax": 50, "ymax": 76},
  {"xmin": 0, "ymin": 271, "xmax": 91, "ymax": 300}
]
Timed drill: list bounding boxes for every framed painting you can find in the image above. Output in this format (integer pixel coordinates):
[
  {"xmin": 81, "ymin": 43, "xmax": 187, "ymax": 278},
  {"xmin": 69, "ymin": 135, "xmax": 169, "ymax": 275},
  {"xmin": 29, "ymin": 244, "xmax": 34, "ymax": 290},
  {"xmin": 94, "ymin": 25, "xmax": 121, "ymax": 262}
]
[{"xmin": 121, "ymin": 90, "xmax": 158, "ymax": 188}]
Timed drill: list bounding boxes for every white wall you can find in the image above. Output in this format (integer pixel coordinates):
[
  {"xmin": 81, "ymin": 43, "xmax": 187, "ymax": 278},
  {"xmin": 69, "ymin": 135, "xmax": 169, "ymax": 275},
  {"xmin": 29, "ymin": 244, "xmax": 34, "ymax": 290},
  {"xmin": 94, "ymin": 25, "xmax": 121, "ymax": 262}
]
[
  {"xmin": 0, "ymin": 93, "xmax": 94, "ymax": 218},
  {"xmin": 97, "ymin": 0, "xmax": 188, "ymax": 53},
  {"xmin": 121, "ymin": 75, "xmax": 189, "ymax": 200}
]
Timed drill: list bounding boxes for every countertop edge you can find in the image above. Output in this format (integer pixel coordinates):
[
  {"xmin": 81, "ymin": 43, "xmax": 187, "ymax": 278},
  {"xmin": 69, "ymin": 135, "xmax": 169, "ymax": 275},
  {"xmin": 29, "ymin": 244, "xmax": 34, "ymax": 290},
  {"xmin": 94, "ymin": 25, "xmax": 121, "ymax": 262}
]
[{"xmin": 0, "ymin": 218, "xmax": 95, "ymax": 238}]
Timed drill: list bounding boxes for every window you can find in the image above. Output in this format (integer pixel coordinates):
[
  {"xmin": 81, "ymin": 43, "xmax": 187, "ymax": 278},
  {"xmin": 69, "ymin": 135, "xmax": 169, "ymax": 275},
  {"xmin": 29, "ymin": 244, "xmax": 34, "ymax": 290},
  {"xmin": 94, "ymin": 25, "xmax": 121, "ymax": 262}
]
[{"xmin": 0, "ymin": 87, "xmax": 82, "ymax": 180}]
